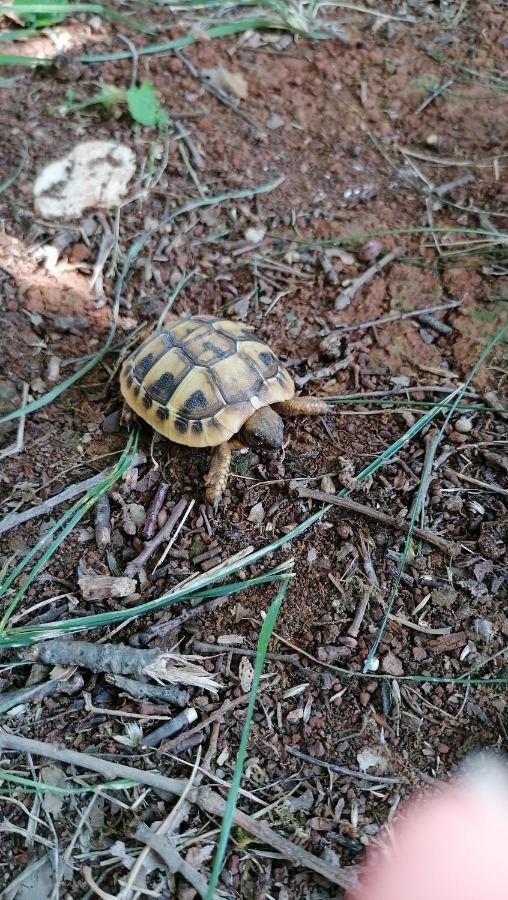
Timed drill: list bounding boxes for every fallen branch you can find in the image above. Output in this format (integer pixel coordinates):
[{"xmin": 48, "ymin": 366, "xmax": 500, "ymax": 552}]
[
  {"xmin": 130, "ymin": 593, "xmax": 230, "ymax": 647},
  {"xmin": 124, "ymin": 497, "xmax": 188, "ymax": 577},
  {"xmin": 0, "ymin": 731, "xmax": 356, "ymax": 891},
  {"xmin": 0, "ymin": 383, "xmax": 29, "ymax": 460},
  {"xmin": 0, "ymin": 453, "xmax": 146, "ymax": 538},
  {"xmin": 29, "ymin": 640, "xmax": 219, "ymax": 691},
  {"xmin": 135, "ymin": 825, "xmax": 209, "ymax": 899},
  {"xmin": 321, "ymin": 299, "xmax": 461, "ymax": 351},
  {"xmin": 105, "ymin": 673, "xmax": 188, "ymax": 708},
  {"xmin": 347, "ymin": 589, "xmax": 371, "ymax": 639},
  {"xmin": 196, "ymin": 786, "xmax": 357, "ymax": 891},
  {"xmin": 298, "ymin": 488, "xmax": 460, "ymax": 556},
  {"xmin": 334, "ymin": 246, "xmax": 403, "ymax": 311}
]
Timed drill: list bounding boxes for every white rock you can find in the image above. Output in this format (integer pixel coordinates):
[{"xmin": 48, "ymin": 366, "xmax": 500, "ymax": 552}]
[
  {"xmin": 34, "ymin": 141, "xmax": 136, "ymax": 219},
  {"xmin": 245, "ymin": 226, "xmax": 266, "ymax": 244},
  {"xmin": 454, "ymin": 415, "xmax": 473, "ymax": 433}
]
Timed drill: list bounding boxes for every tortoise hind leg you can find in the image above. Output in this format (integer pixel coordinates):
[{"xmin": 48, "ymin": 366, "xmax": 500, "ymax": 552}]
[
  {"xmin": 205, "ymin": 441, "xmax": 233, "ymax": 507},
  {"xmin": 274, "ymin": 397, "xmax": 329, "ymax": 416}
]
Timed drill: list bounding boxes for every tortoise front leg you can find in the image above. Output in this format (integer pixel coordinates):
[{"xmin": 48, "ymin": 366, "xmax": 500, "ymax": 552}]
[
  {"xmin": 205, "ymin": 441, "xmax": 233, "ymax": 507},
  {"xmin": 274, "ymin": 397, "xmax": 329, "ymax": 416}
]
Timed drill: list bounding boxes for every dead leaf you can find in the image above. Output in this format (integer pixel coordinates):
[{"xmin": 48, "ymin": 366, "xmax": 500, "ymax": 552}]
[
  {"xmin": 40, "ymin": 764, "xmax": 67, "ymax": 817},
  {"xmin": 248, "ymin": 502, "xmax": 265, "ymax": 524},
  {"xmin": 185, "ymin": 843, "xmax": 214, "ymax": 869},
  {"xmin": 357, "ymin": 748, "xmax": 388, "ymax": 773},
  {"xmin": 308, "ymin": 817, "xmax": 335, "ymax": 832},
  {"xmin": 239, "ymin": 656, "xmax": 254, "ymax": 692},
  {"xmin": 203, "ymin": 66, "xmax": 248, "ymax": 100}
]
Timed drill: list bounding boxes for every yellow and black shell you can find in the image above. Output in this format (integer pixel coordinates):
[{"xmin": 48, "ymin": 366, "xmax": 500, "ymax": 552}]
[{"xmin": 120, "ymin": 316, "xmax": 295, "ymax": 448}]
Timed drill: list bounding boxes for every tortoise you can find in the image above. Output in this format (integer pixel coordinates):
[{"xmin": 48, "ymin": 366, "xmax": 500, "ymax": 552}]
[{"xmin": 120, "ymin": 315, "xmax": 329, "ymax": 505}]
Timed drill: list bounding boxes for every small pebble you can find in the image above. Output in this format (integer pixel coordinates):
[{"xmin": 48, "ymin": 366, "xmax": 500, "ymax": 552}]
[
  {"xmin": 358, "ymin": 239, "xmax": 383, "ymax": 264},
  {"xmin": 454, "ymin": 415, "xmax": 473, "ymax": 433},
  {"xmin": 248, "ymin": 502, "xmax": 265, "ymax": 524},
  {"xmin": 266, "ymin": 113, "xmax": 284, "ymax": 130},
  {"xmin": 381, "ymin": 652, "xmax": 404, "ymax": 676}
]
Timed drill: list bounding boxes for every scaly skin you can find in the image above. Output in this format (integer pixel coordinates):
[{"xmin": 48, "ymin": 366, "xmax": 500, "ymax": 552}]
[
  {"xmin": 204, "ymin": 442, "xmax": 233, "ymax": 506},
  {"xmin": 274, "ymin": 397, "xmax": 330, "ymax": 416}
]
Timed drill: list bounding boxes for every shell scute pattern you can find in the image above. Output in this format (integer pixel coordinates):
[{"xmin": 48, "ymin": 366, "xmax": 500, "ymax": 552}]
[{"xmin": 120, "ymin": 316, "xmax": 295, "ymax": 447}]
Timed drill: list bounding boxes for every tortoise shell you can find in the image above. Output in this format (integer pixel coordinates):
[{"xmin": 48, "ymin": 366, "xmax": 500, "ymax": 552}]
[{"xmin": 120, "ymin": 315, "xmax": 295, "ymax": 448}]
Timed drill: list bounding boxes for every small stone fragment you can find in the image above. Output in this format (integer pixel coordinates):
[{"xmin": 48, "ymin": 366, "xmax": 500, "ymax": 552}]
[
  {"xmin": 358, "ymin": 239, "xmax": 383, "ymax": 263},
  {"xmin": 34, "ymin": 141, "xmax": 136, "ymax": 219},
  {"xmin": 454, "ymin": 415, "xmax": 473, "ymax": 433},
  {"xmin": 381, "ymin": 652, "xmax": 403, "ymax": 676},
  {"xmin": 248, "ymin": 502, "xmax": 265, "ymax": 524},
  {"xmin": 267, "ymin": 113, "xmax": 284, "ymax": 130}
]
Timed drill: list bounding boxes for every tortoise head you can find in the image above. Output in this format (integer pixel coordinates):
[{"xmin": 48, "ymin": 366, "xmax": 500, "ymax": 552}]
[{"xmin": 241, "ymin": 406, "xmax": 284, "ymax": 449}]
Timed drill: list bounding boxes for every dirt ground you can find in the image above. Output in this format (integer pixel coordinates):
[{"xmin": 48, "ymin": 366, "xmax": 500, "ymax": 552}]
[{"xmin": 0, "ymin": 2, "xmax": 507, "ymax": 898}]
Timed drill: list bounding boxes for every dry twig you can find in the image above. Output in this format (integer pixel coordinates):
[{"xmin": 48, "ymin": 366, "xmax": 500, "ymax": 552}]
[
  {"xmin": 0, "ymin": 454, "xmax": 146, "ymax": 538},
  {"xmin": 334, "ymin": 246, "xmax": 403, "ymax": 310},
  {"xmin": 0, "ymin": 731, "xmax": 356, "ymax": 891},
  {"xmin": 0, "ymin": 383, "xmax": 29, "ymax": 460},
  {"xmin": 298, "ymin": 488, "xmax": 460, "ymax": 555},
  {"xmin": 125, "ymin": 497, "xmax": 188, "ymax": 577}
]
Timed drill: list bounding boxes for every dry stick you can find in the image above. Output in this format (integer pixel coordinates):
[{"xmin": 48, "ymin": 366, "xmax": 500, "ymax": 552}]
[
  {"xmin": 0, "ymin": 383, "xmax": 29, "ymax": 460},
  {"xmin": 135, "ymin": 825, "xmax": 209, "ymax": 899},
  {"xmin": 444, "ymin": 467, "xmax": 508, "ymax": 498},
  {"xmin": 131, "ymin": 593, "xmax": 231, "ymax": 647},
  {"xmin": 322, "ymin": 299, "xmax": 461, "ymax": 344},
  {"xmin": 174, "ymin": 48, "xmax": 264, "ymax": 133},
  {"xmin": 125, "ymin": 497, "xmax": 188, "ymax": 577},
  {"xmin": 0, "ymin": 731, "xmax": 354, "ymax": 891},
  {"xmin": 105, "ymin": 674, "xmax": 189, "ymax": 708},
  {"xmin": 434, "ymin": 173, "xmax": 474, "ymax": 197},
  {"xmin": 162, "ymin": 690, "xmax": 255, "ymax": 753},
  {"xmin": 419, "ymin": 427, "xmax": 440, "ymax": 527},
  {"xmin": 154, "ymin": 499, "xmax": 195, "ymax": 571},
  {"xmin": 286, "ymin": 747, "xmax": 402, "ymax": 785},
  {"xmin": 0, "ymin": 729, "xmax": 188, "ymax": 794},
  {"xmin": 0, "ymin": 454, "xmax": 146, "ymax": 538},
  {"xmin": 139, "ymin": 724, "xmax": 221, "ymax": 900},
  {"xmin": 298, "ymin": 488, "xmax": 460, "ymax": 556},
  {"xmin": 192, "ymin": 641, "xmax": 321, "ymax": 685},
  {"xmin": 142, "ymin": 482, "xmax": 170, "ymax": 540},
  {"xmin": 335, "ymin": 246, "xmax": 403, "ymax": 311},
  {"xmin": 30, "ymin": 640, "xmax": 162, "ymax": 677},
  {"xmin": 192, "ymin": 642, "xmax": 300, "ymax": 664},
  {"xmin": 347, "ymin": 589, "xmax": 371, "ymax": 639},
  {"xmin": 143, "ymin": 708, "xmax": 198, "ymax": 749},
  {"xmin": 94, "ymin": 493, "xmax": 111, "ymax": 549},
  {"xmin": 196, "ymin": 786, "xmax": 357, "ymax": 891},
  {"xmin": 415, "ymin": 77, "xmax": 454, "ymax": 115}
]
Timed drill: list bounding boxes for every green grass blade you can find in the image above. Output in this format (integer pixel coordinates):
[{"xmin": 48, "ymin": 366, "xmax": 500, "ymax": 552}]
[
  {"xmin": 0, "ymin": 52, "xmax": 53, "ymax": 66},
  {"xmin": 0, "ymin": 27, "xmax": 38, "ymax": 42},
  {"xmin": 363, "ymin": 321, "xmax": 508, "ymax": 672},
  {"xmin": 206, "ymin": 576, "xmax": 290, "ymax": 898},
  {"xmin": 0, "ymin": 769, "xmax": 136, "ymax": 793},
  {"xmin": 2, "ymin": 4, "xmax": 157, "ymax": 33},
  {"xmin": 0, "ymin": 431, "xmax": 138, "ymax": 633},
  {"xmin": 0, "ymin": 566, "xmax": 292, "ymax": 648}
]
